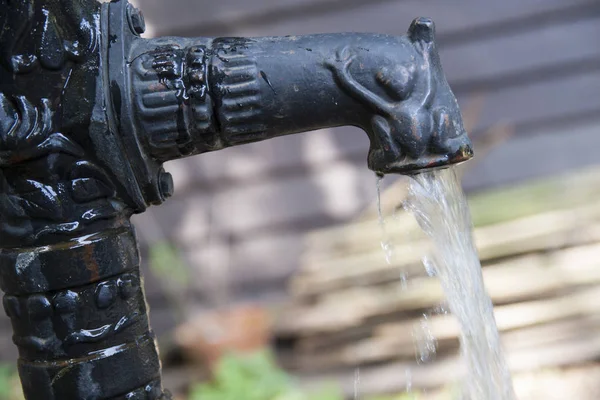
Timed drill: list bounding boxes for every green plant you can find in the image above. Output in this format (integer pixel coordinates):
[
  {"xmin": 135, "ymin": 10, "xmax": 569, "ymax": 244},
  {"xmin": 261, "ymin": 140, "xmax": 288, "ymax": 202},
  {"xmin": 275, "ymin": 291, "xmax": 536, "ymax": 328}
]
[
  {"xmin": 367, "ymin": 394, "xmax": 421, "ymax": 400},
  {"xmin": 149, "ymin": 240, "xmax": 191, "ymax": 323},
  {"xmin": 0, "ymin": 364, "xmax": 24, "ymax": 400},
  {"xmin": 188, "ymin": 350, "xmax": 342, "ymax": 400},
  {"xmin": 149, "ymin": 241, "xmax": 189, "ymax": 286}
]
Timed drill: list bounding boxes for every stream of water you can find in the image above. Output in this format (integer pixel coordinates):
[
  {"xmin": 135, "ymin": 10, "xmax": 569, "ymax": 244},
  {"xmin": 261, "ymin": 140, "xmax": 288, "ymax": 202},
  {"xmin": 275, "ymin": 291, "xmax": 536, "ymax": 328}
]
[{"xmin": 402, "ymin": 166, "xmax": 516, "ymax": 400}]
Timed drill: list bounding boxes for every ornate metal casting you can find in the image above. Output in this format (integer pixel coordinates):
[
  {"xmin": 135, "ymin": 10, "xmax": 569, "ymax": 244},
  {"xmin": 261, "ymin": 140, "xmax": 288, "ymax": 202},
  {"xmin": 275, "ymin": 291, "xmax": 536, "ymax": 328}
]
[{"xmin": 0, "ymin": 0, "xmax": 473, "ymax": 398}]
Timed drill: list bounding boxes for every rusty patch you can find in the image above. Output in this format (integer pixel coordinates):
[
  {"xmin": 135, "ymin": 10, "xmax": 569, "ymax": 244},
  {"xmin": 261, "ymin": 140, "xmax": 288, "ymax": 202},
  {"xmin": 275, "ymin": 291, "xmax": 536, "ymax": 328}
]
[{"xmin": 82, "ymin": 244, "xmax": 100, "ymax": 283}]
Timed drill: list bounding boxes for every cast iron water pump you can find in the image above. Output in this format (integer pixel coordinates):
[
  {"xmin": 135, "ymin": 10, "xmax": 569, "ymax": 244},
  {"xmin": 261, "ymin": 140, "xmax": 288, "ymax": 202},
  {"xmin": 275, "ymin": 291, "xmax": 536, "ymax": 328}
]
[{"xmin": 0, "ymin": 0, "xmax": 473, "ymax": 398}]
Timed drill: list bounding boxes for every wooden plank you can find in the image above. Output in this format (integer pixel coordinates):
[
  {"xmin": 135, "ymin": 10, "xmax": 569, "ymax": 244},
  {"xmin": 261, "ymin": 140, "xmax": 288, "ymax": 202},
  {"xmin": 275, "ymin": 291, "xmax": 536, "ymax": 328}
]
[
  {"xmin": 275, "ymin": 242, "xmax": 600, "ymax": 335},
  {"xmin": 309, "ymin": 163, "xmax": 600, "ymax": 249},
  {"xmin": 471, "ymin": 70, "xmax": 600, "ymax": 134},
  {"xmin": 161, "ymin": 161, "xmax": 375, "ymax": 236},
  {"xmin": 132, "ymin": 193, "xmax": 211, "ymax": 247},
  {"xmin": 440, "ymin": 16, "xmax": 600, "ymax": 84},
  {"xmin": 296, "ymin": 326, "xmax": 600, "ymax": 398},
  {"xmin": 297, "ymin": 334, "xmax": 600, "ymax": 398},
  {"xmin": 183, "ymin": 231, "xmax": 301, "ymax": 293},
  {"xmin": 164, "ymin": 127, "xmax": 369, "ymax": 195},
  {"xmin": 292, "ymin": 314, "xmax": 600, "ymax": 372},
  {"xmin": 156, "ymin": 0, "xmax": 597, "ymax": 37},
  {"xmin": 462, "ymin": 119, "xmax": 600, "ymax": 192},
  {"xmin": 292, "ymin": 287, "xmax": 600, "ymax": 367},
  {"xmin": 295, "ymin": 201, "xmax": 600, "ymax": 298}
]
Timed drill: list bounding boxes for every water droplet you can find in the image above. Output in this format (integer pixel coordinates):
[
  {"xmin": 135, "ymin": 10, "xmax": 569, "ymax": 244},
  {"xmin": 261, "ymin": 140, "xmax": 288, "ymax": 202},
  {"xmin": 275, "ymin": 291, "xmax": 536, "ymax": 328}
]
[
  {"xmin": 376, "ymin": 175, "xmax": 384, "ymax": 224},
  {"xmin": 422, "ymin": 255, "xmax": 437, "ymax": 277},
  {"xmin": 399, "ymin": 271, "xmax": 408, "ymax": 290},
  {"xmin": 380, "ymin": 240, "xmax": 394, "ymax": 265},
  {"xmin": 413, "ymin": 314, "xmax": 437, "ymax": 364},
  {"xmin": 433, "ymin": 302, "xmax": 450, "ymax": 315}
]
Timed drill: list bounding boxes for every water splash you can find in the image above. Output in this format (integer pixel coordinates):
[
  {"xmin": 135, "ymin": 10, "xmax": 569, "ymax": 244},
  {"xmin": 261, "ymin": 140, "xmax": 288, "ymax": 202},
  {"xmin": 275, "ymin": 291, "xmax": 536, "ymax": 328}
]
[
  {"xmin": 422, "ymin": 255, "xmax": 437, "ymax": 277},
  {"xmin": 413, "ymin": 313, "xmax": 438, "ymax": 364},
  {"xmin": 404, "ymin": 167, "xmax": 515, "ymax": 400}
]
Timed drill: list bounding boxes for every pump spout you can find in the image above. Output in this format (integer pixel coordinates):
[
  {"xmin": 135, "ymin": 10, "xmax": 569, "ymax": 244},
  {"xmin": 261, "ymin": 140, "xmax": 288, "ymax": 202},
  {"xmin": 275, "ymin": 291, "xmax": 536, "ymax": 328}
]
[{"xmin": 113, "ymin": 13, "xmax": 472, "ymax": 193}]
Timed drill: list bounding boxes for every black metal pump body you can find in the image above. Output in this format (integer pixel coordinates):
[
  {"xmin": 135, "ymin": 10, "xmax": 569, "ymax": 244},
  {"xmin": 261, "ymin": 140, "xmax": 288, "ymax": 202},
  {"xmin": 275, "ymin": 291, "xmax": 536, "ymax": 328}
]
[{"xmin": 0, "ymin": 0, "xmax": 472, "ymax": 398}]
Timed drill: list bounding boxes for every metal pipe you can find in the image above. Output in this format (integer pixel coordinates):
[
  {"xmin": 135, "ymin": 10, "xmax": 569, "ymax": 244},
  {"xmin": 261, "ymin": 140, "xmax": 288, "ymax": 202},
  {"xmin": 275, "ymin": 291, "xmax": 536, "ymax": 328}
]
[{"xmin": 0, "ymin": 0, "xmax": 473, "ymax": 398}]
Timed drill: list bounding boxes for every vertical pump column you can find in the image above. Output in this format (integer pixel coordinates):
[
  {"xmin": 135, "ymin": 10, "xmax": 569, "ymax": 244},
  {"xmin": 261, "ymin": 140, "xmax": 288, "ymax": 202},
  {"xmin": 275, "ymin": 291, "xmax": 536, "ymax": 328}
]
[
  {"xmin": 0, "ymin": 229, "xmax": 167, "ymax": 399},
  {"xmin": 0, "ymin": 0, "xmax": 170, "ymax": 398}
]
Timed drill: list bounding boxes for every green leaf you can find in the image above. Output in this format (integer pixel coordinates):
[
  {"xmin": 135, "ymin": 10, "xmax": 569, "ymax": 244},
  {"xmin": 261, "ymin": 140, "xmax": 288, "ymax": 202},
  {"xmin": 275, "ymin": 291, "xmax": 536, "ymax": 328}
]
[
  {"xmin": 148, "ymin": 241, "xmax": 189, "ymax": 286},
  {"xmin": 188, "ymin": 350, "xmax": 343, "ymax": 400}
]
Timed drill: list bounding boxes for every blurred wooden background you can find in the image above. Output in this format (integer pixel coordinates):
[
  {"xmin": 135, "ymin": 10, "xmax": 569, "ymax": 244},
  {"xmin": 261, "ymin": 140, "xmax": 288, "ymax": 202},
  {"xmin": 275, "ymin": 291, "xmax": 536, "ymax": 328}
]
[{"xmin": 1, "ymin": 0, "xmax": 600, "ymax": 371}]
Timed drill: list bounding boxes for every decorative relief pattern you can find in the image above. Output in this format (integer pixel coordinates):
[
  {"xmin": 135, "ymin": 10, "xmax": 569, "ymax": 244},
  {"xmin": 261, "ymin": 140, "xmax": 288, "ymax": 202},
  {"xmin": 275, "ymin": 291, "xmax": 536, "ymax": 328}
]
[
  {"xmin": 211, "ymin": 38, "xmax": 267, "ymax": 146},
  {"xmin": 0, "ymin": 1, "xmax": 127, "ymax": 248},
  {"xmin": 326, "ymin": 43, "xmax": 437, "ymax": 160},
  {"xmin": 325, "ymin": 18, "xmax": 471, "ymax": 172},
  {"xmin": 0, "ymin": 95, "xmax": 123, "ymax": 247},
  {"xmin": 132, "ymin": 43, "xmax": 215, "ymax": 161},
  {"xmin": 3, "ymin": 271, "xmax": 145, "ymax": 358},
  {"xmin": 0, "ymin": 1, "xmax": 97, "ymax": 74}
]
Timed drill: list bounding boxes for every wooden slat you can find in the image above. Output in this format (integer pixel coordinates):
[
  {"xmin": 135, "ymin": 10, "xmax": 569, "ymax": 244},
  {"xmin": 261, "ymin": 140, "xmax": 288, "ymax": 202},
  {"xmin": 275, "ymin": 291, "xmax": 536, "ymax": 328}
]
[
  {"xmin": 304, "ymin": 165, "xmax": 600, "ymax": 259},
  {"xmin": 158, "ymin": 0, "xmax": 596, "ymax": 37},
  {"xmin": 292, "ymin": 287, "xmax": 600, "ymax": 367},
  {"xmin": 462, "ymin": 119, "xmax": 600, "ymax": 191},
  {"xmin": 276, "ymin": 242, "xmax": 600, "ymax": 334},
  {"xmin": 295, "ymin": 215, "xmax": 600, "ymax": 300},
  {"xmin": 440, "ymin": 16, "xmax": 600, "ymax": 84},
  {"xmin": 296, "ymin": 324, "xmax": 600, "ymax": 398},
  {"xmin": 291, "ymin": 169, "xmax": 600, "ymax": 297},
  {"xmin": 165, "ymin": 127, "xmax": 369, "ymax": 195},
  {"xmin": 472, "ymin": 70, "xmax": 600, "ymax": 134},
  {"xmin": 183, "ymin": 231, "xmax": 301, "ymax": 292},
  {"xmin": 161, "ymin": 161, "xmax": 375, "ymax": 237}
]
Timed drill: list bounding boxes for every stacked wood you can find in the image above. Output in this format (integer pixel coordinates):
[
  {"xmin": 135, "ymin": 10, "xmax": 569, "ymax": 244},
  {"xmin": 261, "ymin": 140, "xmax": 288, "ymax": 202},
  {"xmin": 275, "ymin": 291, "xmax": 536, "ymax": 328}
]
[{"xmin": 273, "ymin": 165, "xmax": 600, "ymax": 397}]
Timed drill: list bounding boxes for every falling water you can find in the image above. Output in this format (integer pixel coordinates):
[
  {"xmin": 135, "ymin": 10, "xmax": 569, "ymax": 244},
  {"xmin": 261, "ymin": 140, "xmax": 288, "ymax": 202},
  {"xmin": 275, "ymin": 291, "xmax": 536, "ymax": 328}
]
[
  {"xmin": 376, "ymin": 176, "xmax": 395, "ymax": 265},
  {"xmin": 414, "ymin": 313, "xmax": 438, "ymax": 364},
  {"xmin": 403, "ymin": 167, "xmax": 515, "ymax": 400}
]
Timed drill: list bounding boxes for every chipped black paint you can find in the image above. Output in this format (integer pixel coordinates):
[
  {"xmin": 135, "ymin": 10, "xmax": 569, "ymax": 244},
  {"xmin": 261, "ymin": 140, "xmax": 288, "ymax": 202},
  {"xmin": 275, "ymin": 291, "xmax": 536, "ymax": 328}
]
[{"xmin": 0, "ymin": 0, "xmax": 472, "ymax": 398}]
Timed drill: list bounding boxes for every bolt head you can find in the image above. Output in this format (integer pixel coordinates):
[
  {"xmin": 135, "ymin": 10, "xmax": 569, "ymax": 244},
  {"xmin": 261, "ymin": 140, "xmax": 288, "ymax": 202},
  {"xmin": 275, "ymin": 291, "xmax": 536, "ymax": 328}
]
[
  {"xmin": 128, "ymin": 4, "xmax": 146, "ymax": 35},
  {"xmin": 159, "ymin": 171, "xmax": 174, "ymax": 199}
]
